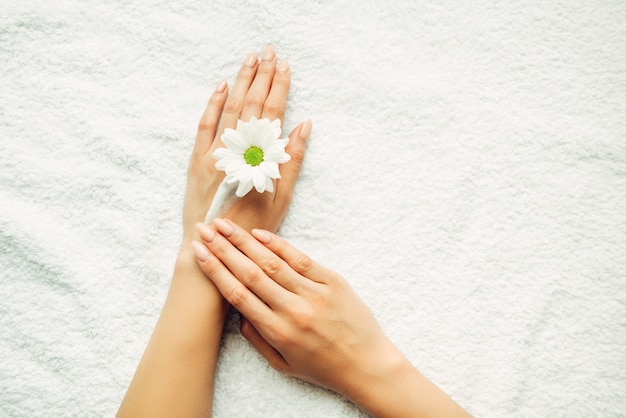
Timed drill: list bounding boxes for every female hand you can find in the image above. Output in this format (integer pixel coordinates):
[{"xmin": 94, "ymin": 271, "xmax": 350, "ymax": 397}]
[
  {"xmin": 191, "ymin": 219, "xmax": 472, "ymax": 417},
  {"xmin": 191, "ymin": 219, "xmax": 407, "ymax": 411},
  {"xmin": 183, "ymin": 45, "xmax": 312, "ymax": 245}
]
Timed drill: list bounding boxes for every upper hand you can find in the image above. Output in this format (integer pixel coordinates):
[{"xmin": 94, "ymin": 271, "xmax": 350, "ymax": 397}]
[
  {"xmin": 190, "ymin": 219, "xmax": 406, "ymax": 400},
  {"xmin": 183, "ymin": 46, "xmax": 312, "ymax": 245}
]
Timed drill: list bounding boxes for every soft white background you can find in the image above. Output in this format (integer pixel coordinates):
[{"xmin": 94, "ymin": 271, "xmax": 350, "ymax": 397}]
[{"xmin": 1, "ymin": 1, "xmax": 625, "ymax": 417}]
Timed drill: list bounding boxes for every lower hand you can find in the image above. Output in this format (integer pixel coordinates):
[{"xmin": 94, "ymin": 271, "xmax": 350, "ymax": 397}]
[
  {"xmin": 191, "ymin": 218, "xmax": 405, "ymax": 398},
  {"xmin": 183, "ymin": 46, "xmax": 312, "ymax": 247}
]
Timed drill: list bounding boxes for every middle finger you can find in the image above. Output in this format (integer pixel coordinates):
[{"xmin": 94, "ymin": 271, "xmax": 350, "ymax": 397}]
[{"xmin": 240, "ymin": 45, "xmax": 277, "ymax": 122}]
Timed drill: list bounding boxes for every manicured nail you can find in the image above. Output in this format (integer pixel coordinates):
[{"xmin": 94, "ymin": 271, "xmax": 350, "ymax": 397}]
[
  {"xmin": 191, "ymin": 240, "xmax": 210, "ymax": 262},
  {"xmin": 252, "ymin": 229, "xmax": 272, "ymax": 244},
  {"xmin": 262, "ymin": 45, "xmax": 274, "ymax": 61},
  {"xmin": 299, "ymin": 119, "xmax": 312, "ymax": 141},
  {"xmin": 195, "ymin": 222, "xmax": 215, "ymax": 242},
  {"xmin": 213, "ymin": 218, "xmax": 234, "ymax": 237},
  {"xmin": 215, "ymin": 79, "xmax": 227, "ymax": 93},
  {"xmin": 277, "ymin": 60, "xmax": 289, "ymax": 73},
  {"xmin": 244, "ymin": 51, "xmax": 258, "ymax": 67}
]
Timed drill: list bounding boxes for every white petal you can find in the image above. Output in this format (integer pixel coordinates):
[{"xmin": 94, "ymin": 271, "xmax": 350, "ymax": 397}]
[
  {"xmin": 265, "ymin": 118, "xmax": 280, "ymax": 131},
  {"xmin": 259, "ymin": 161, "xmax": 280, "ymax": 179},
  {"xmin": 252, "ymin": 168, "xmax": 267, "ymax": 191},
  {"xmin": 241, "ymin": 118, "xmax": 261, "ymax": 147},
  {"xmin": 236, "ymin": 178, "xmax": 254, "ymax": 197},
  {"xmin": 213, "ymin": 148, "xmax": 239, "ymax": 160},
  {"xmin": 221, "ymin": 129, "xmax": 247, "ymax": 154},
  {"xmin": 227, "ymin": 162, "xmax": 251, "ymax": 180},
  {"xmin": 216, "ymin": 156, "xmax": 245, "ymax": 173},
  {"xmin": 264, "ymin": 140, "xmax": 291, "ymax": 163},
  {"xmin": 264, "ymin": 176, "xmax": 274, "ymax": 193}
]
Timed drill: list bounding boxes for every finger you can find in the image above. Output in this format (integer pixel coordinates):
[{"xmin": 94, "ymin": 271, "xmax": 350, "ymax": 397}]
[
  {"xmin": 240, "ymin": 315, "xmax": 290, "ymax": 374},
  {"xmin": 195, "ymin": 222, "xmax": 297, "ymax": 308},
  {"xmin": 250, "ymin": 227, "xmax": 334, "ymax": 285},
  {"xmin": 261, "ymin": 59, "xmax": 290, "ymax": 123},
  {"xmin": 208, "ymin": 219, "xmax": 309, "ymax": 296},
  {"xmin": 193, "ymin": 80, "xmax": 229, "ymax": 157},
  {"xmin": 240, "ymin": 45, "xmax": 277, "ymax": 122},
  {"xmin": 212, "ymin": 51, "xmax": 259, "ymax": 151},
  {"xmin": 190, "ymin": 240, "xmax": 275, "ymax": 327},
  {"xmin": 274, "ymin": 120, "xmax": 312, "ymax": 205}
]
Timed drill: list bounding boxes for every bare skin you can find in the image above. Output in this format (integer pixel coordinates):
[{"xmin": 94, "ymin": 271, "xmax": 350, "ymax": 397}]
[
  {"xmin": 192, "ymin": 219, "xmax": 472, "ymax": 418},
  {"xmin": 117, "ymin": 46, "xmax": 312, "ymax": 417},
  {"xmin": 119, "ymin": 46, "xmax": 470, "ymax": 418}
]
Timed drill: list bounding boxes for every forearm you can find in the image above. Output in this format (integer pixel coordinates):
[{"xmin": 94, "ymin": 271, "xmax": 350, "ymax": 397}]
[
  {"xmin": 345, "ymin": 343, "xmax": 471, "ymax": 418},
  {"xmin": 117, "ymin": 247, "xmax": 228, "ymax": 417}
]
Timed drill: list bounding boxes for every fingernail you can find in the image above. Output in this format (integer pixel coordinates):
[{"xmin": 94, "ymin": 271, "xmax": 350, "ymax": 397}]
[
  {"xmin": 277, "ymin": 60, "xmax": 289, "ymax": 73},
  {"xmin": 215, "ymin": 79, "xmax": 227, "ymax": 93},
  {"xmin": 252, "ymin": 229, "xmax": 272, "ymax": 244},
  {"xmin": 299, "ymin": 119, "xmax": 312, "ymax": 141},
  {"xmin": 191, "ymin": 240, "xmax": 210, "ymax": 262},
  {"xmin": 262, "ymin": 45, "xmax": 275, "ymax": 62},
  {"xmin": 195, "ymin": 222, "xmax": 215, "ymax": 242},
  {"xmin": 244, "ymin": 51, "xmax": 258, "ymax": 67},
  {"xmin": 213, "ymin": 218, "xmax": 234, "ymax": 237}
]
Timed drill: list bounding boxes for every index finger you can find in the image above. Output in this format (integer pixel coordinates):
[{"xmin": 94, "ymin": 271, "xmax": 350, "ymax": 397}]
[
  {"xmin": 261, "ymin": 59, "xmax": 291, "ymax": 123},
  {"xmin": 251, "ymin": 228, "xmax": 336, "ymax": 285}
]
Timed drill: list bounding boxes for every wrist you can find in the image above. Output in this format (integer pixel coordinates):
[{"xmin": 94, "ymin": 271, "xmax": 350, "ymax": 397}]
[
  {"xmin": 338, "ymin": 339, "xmax": 408, "ymax": 415},
  {"xmin": 341, "ymin": 340, "xmax": 470, "ymax": 418}
]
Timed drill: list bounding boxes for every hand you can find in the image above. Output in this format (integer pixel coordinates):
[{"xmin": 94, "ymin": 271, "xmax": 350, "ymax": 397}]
[
  {"xmin": 183, "ymin": 45, "xmax": 312, "ymax": 246},
  {"xmin": 191, "ymin": 219, "xmax": 472, "ymax": 417},
  {"xmin": 191, "ymin": 219, "xmax": 405, "ymax": 400}
]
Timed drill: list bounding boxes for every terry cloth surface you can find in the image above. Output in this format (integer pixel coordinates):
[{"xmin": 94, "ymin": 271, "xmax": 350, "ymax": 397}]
[{"xmin": 1, "ymin": 1, "xmax": 625, "ymax": 417}]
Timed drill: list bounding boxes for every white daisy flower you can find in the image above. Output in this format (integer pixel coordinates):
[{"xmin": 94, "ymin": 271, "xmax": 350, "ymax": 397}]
[
  {"xmin": 204, "ymin": 116, "xmax": 291, "ymax": 223},
  {"xmin": 213, "ymin": 116, "xmax": 291, "ymax": 197}
]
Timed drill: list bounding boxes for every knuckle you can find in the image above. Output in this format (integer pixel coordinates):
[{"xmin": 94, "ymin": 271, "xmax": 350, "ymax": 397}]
[
  {"xmin": 244, "ymin": 95, "xmax": 263, "ymax": 109},
  {"xmin": 261, "ymin": 257, "xmax": 282, "ymax": 276},
  {"xmin": 197, "ymin": 119, "xmax": 216, "ymax": 133},
  {"xmin": 227, "ymin": 285, "xmax": 248, "ymax": 308},
  {"xmin": 264, "ymin": 100, "xmax": 285, "ymax": 117},
  {"xmin": 292, "ymin": 253, "xmax": 313, "ymax": 274},
  {"xmin": 223, "ymin": 98, "xmax": 242, "ymax": 115},
  {"xmin": 292, "ymin": 307, "xmax": 314, "ymax": 330},
  {"xmin": 242, "ymin": 266, "xmax": 263, "ymax": 286},
  {"xmin": 288, "ymin": 145, "xmax": 306, "ymax": 165}
]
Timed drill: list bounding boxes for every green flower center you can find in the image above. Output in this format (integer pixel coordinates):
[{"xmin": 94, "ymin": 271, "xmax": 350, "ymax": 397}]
[{"xmin": 243, "ymin": 146, "xmax": 264, "ymax": 166}]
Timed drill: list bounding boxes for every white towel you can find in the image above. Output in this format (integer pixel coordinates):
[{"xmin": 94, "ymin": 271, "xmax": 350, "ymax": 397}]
[{"xmin": 1, "ymin": 1, "xmax": 625, "ymax": 416}]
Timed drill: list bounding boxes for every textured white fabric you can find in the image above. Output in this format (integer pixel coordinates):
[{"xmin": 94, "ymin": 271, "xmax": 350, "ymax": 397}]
[{"xmin": 1, "ymin": 1, "xmax": 625, "ymax": 417}]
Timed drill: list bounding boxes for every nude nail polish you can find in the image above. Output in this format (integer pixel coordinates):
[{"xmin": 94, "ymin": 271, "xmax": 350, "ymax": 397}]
[
  {"xmin": 191, "ymin": 241, "xmax": 210, "ymax": 262},
  {"xmin": 213, "ymin": 218, "xmax": 234, "ymax": 237},
  {"xmin": 195, "ymin": 222, "xmax": 216, "ymax": 242},
  {"xmin": 299, "ymin": 119, "xmax": 312, "ymax": 141},
  {"xmin": 277, "ymin": 60, "xmax": 289, "ymax": 73},
  {"xmin": 244, "ymin": 51, "xmax": 258, "ymax": 67},
  {"xmin": 215, "ymin": 79, "xmax": 227, "ymax": 93},
  {"xmin": 252, "ymin": 229, "xmax": 272, "ymax": 244},
  {"xmin": 262, "ymin": 45, "xmax": 274, "ymax": 61}
]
